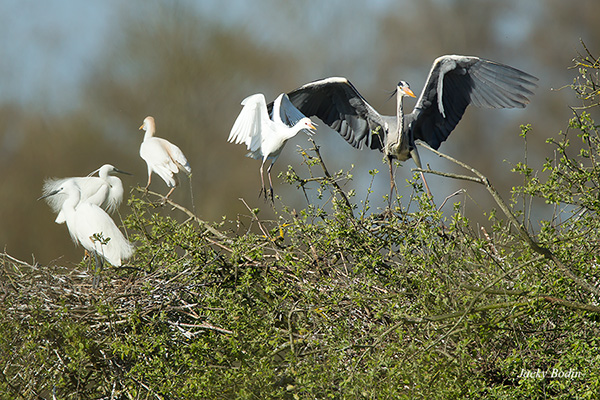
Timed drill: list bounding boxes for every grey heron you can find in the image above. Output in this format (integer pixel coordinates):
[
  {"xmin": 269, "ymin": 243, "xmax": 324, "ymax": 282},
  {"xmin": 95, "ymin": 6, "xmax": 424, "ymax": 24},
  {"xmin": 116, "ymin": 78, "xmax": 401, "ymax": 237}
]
[
  {"xmin": 42, "ymin": 164, "xmax": 131, "ymax": 224},
  {"xmin": 276, "ymin": 55, "xmax": 538, "ymax": 202},
  {"xmin": 228, "ymin": 92, "xmax": 317, "ymax": 201},
  {"xmin": 139, "ymin": 116, "xmax": 192, "ymax": 199}
]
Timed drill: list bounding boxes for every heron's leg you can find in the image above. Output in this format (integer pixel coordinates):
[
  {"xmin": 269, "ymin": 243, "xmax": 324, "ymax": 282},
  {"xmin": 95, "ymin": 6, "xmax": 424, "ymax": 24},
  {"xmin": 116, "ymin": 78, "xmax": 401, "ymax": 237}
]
[
  {"xmin": 387, "ymin": 155, "xmax": 396, "ymax": 208},
  {"xmin": 266, "ymin": 161, "xmax": 275, "ymax": 202},
  {"xmin": 420, "ymin": 171, "xmax": 434, "ymax": 201},
  {"xmin": 410, "ymin": 146, "xmax": 435, "ymax": 204}
]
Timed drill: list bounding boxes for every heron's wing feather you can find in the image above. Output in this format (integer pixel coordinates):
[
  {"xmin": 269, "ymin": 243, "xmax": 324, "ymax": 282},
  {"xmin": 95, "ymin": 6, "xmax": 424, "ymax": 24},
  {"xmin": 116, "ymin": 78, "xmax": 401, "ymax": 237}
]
[
  {"xmin": 274, "ymin": 77, "xmax": 387, "ymax": 151},
  {"xmin": 409, "ymin": 55, "xmax": 538, "ymax": 150}
]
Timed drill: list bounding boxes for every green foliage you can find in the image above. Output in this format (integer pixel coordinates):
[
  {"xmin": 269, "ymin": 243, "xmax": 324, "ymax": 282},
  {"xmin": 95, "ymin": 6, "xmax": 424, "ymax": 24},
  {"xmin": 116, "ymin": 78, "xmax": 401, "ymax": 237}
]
[{"xmin": 2, "ymin": 49, "xmax": 600, "ymax": 399}]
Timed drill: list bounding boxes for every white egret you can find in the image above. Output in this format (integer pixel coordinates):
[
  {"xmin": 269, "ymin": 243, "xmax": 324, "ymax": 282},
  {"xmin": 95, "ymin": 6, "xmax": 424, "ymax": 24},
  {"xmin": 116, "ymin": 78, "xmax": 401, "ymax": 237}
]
[
  {"xmin": 278, "ymin": 55, "xmax": 538, "ymax": 202},
  {"xmin": 42, "ymin": 164, "xmax": 131, "ymax": 224},
  {"xmin": 40, "ymin": 180, "xmax": 135, "ymax": 285},
  {"xmin": 139, "ymin": 116, "xmax": 192, "ymax": 199},
  {"xmin": 228, "ymin": 92, "xmax": 317, "ymax": 200}
]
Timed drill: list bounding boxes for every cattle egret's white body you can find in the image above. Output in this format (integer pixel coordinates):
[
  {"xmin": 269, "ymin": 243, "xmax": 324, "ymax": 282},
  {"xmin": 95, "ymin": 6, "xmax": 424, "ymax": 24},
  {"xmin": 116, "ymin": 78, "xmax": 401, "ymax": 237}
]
[
  {"xmin": 139, "ymin": 116, "xmax": 191, "ymax": 198},
  {"xmin": 228, "ymin": 93, "xmax": 317, "ymax": 200}
]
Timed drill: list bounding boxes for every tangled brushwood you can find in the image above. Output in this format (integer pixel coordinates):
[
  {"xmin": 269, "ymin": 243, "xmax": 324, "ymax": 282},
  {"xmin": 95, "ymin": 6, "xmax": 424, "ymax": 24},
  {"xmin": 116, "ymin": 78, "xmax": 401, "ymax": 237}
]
[{"xmin": 2, "ymin": 48, "xmax": 600, "ymax": 399}]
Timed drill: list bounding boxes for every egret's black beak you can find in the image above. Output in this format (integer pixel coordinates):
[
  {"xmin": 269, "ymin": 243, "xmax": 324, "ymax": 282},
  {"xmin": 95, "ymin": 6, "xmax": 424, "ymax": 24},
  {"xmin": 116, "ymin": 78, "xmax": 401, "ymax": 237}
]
[
  {"xmin": 38, "ymin": 189, "xmax": 61, "ymax": 201},
  {"xmin": 114, "ymin": 168, "xmax": 132, "ymax": 176}
]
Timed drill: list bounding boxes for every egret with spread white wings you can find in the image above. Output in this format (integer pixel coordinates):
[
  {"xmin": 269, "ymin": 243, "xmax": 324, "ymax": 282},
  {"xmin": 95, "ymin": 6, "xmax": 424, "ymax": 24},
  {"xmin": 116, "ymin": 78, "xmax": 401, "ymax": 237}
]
[
  {"xmin": 139, "ymin": 116, "xmax": 192, "ymax": 199},
  {"xmin": 228, "ymin": 93, "xmax": 317, "ymax": 201},
  {"xmin": 42, "ymin": 164, "xmax": 130, "ymax": 224},
  {"xmin": 279, "ymin": 55, "xmax": 538, "ymax": 202}
]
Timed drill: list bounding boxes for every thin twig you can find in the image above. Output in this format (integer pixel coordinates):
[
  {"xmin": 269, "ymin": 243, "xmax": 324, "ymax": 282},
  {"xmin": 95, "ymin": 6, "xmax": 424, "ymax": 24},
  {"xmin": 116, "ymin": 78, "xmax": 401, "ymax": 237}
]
[
  {"xmin": 136, "ymin": 188, "xmax": 228, "ymax": 240},
  {"xmin": 417, "ymin": 144, "xmax": 600, "ymax": 297},
  {"xmin": 308, "ymin": 138, "xmax": 354, "ymax": 214}
]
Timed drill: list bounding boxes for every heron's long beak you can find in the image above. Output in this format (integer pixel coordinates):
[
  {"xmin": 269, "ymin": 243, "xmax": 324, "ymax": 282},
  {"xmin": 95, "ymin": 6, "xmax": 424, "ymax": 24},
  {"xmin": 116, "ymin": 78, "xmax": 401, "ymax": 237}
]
[
  {"xmin": 404, "ymin": 87, "xmax": 416, "ymax": 98},
  {"xmin": 139, "ymin": 124, "xmax": 144, "ymax": 130},
  {"xmin": 306, "ymin": 122, "xmax": 318, "ymax": 136}
]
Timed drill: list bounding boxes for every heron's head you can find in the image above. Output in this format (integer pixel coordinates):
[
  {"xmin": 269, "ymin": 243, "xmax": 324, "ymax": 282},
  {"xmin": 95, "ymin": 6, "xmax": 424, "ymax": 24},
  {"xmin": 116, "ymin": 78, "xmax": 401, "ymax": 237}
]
[{"xmin": 397, "ymin": 81, "xmax": 416, "ymax": 98}]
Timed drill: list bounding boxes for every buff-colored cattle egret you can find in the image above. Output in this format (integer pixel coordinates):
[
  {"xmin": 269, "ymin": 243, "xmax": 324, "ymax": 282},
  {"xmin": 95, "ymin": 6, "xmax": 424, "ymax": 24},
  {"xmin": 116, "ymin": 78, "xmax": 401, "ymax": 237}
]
[
  {"xmin": 40, "ymin": 180, "xmax": 135, "ymax": 286},
  {"xmin": 228, "ymin": 93, "xmax": 317, "ymax": 200},
  {"xmin": 42, "ymin": 164, "xmax": 130, "ymax": 224},
  {"xmin": 139, "ymin": 116, "xmax": 191, "ymax": 199}
]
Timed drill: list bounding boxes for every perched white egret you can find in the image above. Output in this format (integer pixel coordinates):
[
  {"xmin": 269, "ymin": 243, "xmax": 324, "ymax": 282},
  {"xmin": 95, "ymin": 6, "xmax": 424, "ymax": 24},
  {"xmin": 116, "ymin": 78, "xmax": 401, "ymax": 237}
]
[
  {"xmin": 42, "ymin": 164, "xmax": 131, "ymax": 224},
  {"xmin": 228, "ymin": 93, "xmax": 317, "ymax": 200},
  {"xmin": 40, "ymin": 180, "xmax": 135, "ymax": 285},
  {"xmin": 139, "ymin": 116, "xmax": 192, "ymax": 199}
]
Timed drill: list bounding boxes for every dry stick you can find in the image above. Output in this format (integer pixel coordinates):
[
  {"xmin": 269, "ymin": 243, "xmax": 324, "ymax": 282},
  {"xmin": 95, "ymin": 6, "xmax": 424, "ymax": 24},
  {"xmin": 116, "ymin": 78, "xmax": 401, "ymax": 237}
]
[
  {"xmin": 136, "ymin": 188, "xmax": 228, "ymax": 240},
  {"xmin": 308, "ymin": 138, "xmax": 354, "ymax": 214},
  {"xmin": 415, "ymin": 145, "xmax": 600, "ymax": 297},
  {"xmin": 239, "ymin": 197, "xmax": 272, "ymax": 240},
  {"xmin": 460, "ymin": 284, "xmax": 600, "ymax": 314}
]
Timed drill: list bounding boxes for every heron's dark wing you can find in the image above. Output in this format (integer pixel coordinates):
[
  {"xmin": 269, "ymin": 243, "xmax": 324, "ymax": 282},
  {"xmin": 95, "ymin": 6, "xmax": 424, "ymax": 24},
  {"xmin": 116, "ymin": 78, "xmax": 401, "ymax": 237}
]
[
  {"xmin": 407, "ymin": 55, "xmax": 538, "ymax": 150},
  {"xmin": 275, "ymin": 77, "xmax": 388, "ymax": 151}
]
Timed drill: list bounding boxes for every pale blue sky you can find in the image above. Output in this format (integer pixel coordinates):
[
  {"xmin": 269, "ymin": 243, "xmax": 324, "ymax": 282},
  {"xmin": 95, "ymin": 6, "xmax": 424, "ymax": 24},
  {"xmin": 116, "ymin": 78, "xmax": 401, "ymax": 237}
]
[{"xmin": 0, "ymin": 0, "xmax": 543, "ymax": 112}]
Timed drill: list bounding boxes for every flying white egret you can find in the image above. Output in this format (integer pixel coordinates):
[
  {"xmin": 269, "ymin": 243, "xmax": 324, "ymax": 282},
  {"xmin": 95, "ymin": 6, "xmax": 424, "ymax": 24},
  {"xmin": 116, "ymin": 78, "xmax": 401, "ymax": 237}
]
[
  {"xmin": 42, "ymin": 164, "xmax": 131, "ymax": 224},
  {"xmin": 277, "ymin": 55, "xmax": 538, "ymax": 202},
  {"xmin": 228, "ymin": 92, "xmax": 317, "ymax": 200},
  {"xmin": 139, "ymin": 116, "xmax": 192, "ymax": 199},
  {"xmin": 40, "ymin": 180, "xmax": 135, "ymax": 285}
]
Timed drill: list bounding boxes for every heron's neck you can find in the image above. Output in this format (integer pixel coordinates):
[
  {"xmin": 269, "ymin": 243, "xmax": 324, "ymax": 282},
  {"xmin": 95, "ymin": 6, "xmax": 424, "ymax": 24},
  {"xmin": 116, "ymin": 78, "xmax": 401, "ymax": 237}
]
[
  {"xmin": 396, "ymin": 93, "xmax": 405, "ymax": 137},
  {"xmin": 386, "ymin": 94, "xmax": 411, "ymax": 161}
]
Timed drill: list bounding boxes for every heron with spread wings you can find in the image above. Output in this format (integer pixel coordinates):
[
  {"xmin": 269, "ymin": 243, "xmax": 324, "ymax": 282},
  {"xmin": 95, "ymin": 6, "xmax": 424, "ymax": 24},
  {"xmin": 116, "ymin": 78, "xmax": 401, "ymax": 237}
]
[{"xmin": 277, "ymin": 55, "xmax": 538, "ymax": 202}]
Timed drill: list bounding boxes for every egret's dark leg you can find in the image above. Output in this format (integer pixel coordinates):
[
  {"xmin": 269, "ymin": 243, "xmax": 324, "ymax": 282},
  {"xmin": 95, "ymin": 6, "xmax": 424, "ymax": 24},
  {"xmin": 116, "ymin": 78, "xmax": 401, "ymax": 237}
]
[
  {"xmin": 259, "ymin": 160, "xmax": 267, "ymax": 200},
  {"xmin": 92, "ymin": 251, "xmax": 103, "ymax": 289},
  {"xmin": 266, "ymin": 161, "xmax": 275, "ymax": 202}
]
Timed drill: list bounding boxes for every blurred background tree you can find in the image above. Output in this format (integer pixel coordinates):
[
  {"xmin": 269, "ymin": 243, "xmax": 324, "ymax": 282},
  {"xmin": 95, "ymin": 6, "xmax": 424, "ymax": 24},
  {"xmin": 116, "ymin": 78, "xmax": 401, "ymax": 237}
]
[{"xmin": 0, "ymin": 0, "xmax": 598, "ymax": 265}]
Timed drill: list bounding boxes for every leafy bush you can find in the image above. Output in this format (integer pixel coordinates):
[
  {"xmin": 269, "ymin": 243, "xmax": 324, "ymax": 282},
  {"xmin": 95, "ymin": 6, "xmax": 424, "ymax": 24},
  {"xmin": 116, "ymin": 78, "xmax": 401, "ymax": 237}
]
[{"xmin": 1, "ymin": 48, "xmax": 600, "ymax": 399}]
